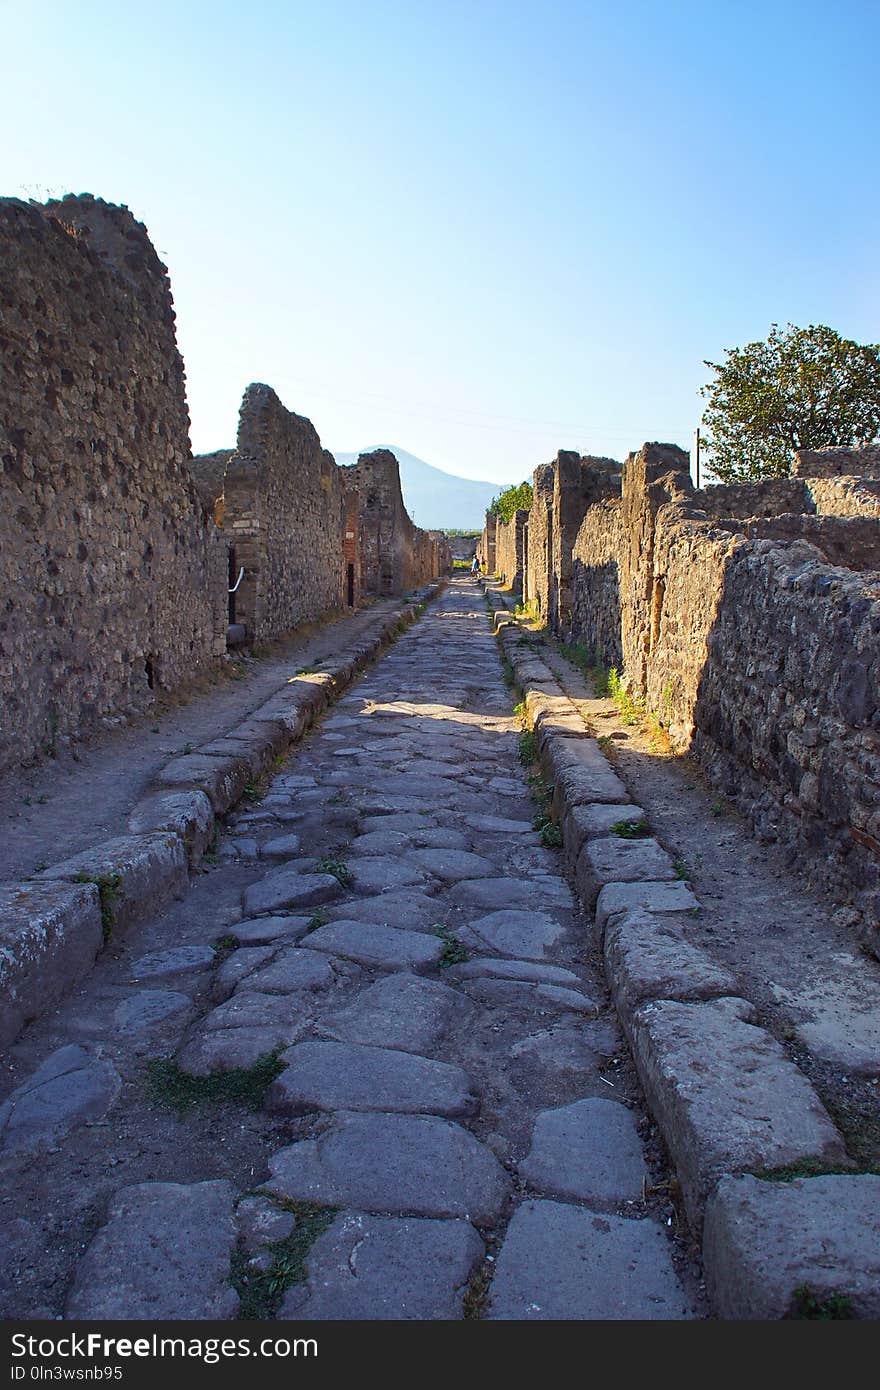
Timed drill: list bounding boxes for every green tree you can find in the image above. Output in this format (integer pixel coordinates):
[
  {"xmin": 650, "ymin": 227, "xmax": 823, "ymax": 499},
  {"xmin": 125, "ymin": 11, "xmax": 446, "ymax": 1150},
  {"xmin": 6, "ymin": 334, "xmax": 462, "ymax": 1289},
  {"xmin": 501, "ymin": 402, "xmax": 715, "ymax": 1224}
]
[
  {"xmin": 489, "ymin": 480, "xmax": 533, "ymax": 523},
  {"xmin": 700, "ymin": 323, "xmax": 880, "ymax": 482}
]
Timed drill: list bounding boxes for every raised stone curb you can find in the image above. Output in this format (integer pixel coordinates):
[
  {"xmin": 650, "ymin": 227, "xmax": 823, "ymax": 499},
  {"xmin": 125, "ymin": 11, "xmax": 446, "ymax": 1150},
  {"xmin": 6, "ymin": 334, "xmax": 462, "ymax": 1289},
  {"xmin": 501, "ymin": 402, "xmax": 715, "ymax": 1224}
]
[
  {"xmin": 0, "ymin": 882, "xmax": 102, "ymax": 1049},
  {"xmin": 702, "ymin": 1173, "xmax": 880, "ymax": 1319},
  {"xmin": 0, "ymin": 584, "xmax": 444, "ymax": 1050},
  {"xmin": 39, "ymin": 833, "xmax": 188, "ymax": 937},
  {"xmin": 604, "ymin": 909, "xmax": 740, "ymax": 1024},
  {"xmin": 627, "ymin": 996, "xmax": 849, "ymax": 1226}
]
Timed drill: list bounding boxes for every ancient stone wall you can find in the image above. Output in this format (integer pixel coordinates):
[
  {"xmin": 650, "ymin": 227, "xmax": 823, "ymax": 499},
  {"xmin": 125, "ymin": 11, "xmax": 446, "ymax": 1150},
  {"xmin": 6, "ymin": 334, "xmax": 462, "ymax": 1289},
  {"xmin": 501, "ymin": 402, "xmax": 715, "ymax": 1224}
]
[
  {"xmin": 0, "ymin": 195, "xmax": 226, "ymax": 774},
  {"xmin": 531, "ymin": 440, "xmax": 880, "ymax": 930},
  {"xmin": 478, "ymin": 512, "xmax": 497, "ymax": 574},
  {"xmin": 495, "ymin": 510, "xmax": 527, "ymax": 592},
  {"xmin": 792, "ymin": 444, "xmax": 880, "ymax": 478},
  {"xmin": 525, "ymin": 466, "xmax": 554, "ymax": 617},
  {"xmin": 341, "ymin": 449, "xmax": 440, "ymax": 595},
  {"xmin": 210, "ymin": 385, "xmax": 347, "ymax": 645}
]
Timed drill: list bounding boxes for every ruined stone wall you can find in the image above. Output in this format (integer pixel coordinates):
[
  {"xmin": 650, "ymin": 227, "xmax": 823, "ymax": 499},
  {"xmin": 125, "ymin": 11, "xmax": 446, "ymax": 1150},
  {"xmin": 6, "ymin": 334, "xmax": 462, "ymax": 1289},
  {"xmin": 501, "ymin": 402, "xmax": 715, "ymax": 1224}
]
[
  {"xmin": 216, "ymin": 386, "xmax": 346, "ymax": 644},
  {"xmin": 495, "ymin": 510, "xmax": 527, "ymax": 592},
  {"xmin": 0, "ymin": 195, "xmax": 225, "ymax": 774},
  {"xmin": 342, "ymin": 449, "xmax": 440, "ymax": 595},
  {"xmin": 542, "ymin": 442, "xmax": 880, "ymax": 931},
  {"xmin": 478, "ymin": 512, "xmax": 497, "ymax": 574},
  {"xmin": 793, "ymin": 444, "xmax": 880, "ymax": 478},
  {"xmin": 525, "ymin": 466, "xmax": 554, "ymax": 617}
]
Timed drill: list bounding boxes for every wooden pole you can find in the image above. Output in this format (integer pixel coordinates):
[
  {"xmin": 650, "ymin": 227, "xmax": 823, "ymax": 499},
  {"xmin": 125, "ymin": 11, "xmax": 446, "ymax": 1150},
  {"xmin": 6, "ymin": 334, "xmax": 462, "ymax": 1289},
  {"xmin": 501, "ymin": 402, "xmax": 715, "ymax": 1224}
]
[{"xmin": 695, "ymin": 427, "xmax": 701, "ymax": 488}]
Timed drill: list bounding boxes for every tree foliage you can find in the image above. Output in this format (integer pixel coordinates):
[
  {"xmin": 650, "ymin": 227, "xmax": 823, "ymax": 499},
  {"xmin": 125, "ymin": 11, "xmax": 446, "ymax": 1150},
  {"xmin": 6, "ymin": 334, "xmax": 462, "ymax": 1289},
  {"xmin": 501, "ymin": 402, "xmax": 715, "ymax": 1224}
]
[
  {"xmin": 700, "ymin": 323, "xmax": 880, "ymax": 482},
  {"xmin": 489, "ymin": 480, "xmax": 533, "ymax": 523}
]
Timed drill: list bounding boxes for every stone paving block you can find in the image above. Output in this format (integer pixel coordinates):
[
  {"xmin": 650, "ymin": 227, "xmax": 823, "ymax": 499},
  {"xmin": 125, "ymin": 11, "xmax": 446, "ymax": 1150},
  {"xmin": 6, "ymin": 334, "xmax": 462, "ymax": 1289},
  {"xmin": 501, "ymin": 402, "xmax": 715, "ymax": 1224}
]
[
  {"xmin": 0, "ymin": 881, "xmax": 103, "ymax": 1048},
  {"xmin": 347, "ymin": 831, "xmax": 414, "ymax": 856},
  {"xmin": 448, "ymin": 958, "xmax": 582, "ymax": 987},
  {"xmin": 0, "ymin": 1045, "xmax": 121, "ymax": 1160},
  {"xmin": 241, "ymin": 949, "xmax": 341, "ymax": 995},
  {"xmin": 410, "ymin": 828, "xmax": 473, "ymax": 850},
  {"xmin": 406, "ymin": 849, "xmax": 498, "ymax": 881},
  {"xmin": 450, "ymin": 877, "xmax": 571, "ymax": 914},
  {"xmin": 576, "ymin": 836, "xmax": 676, "ymax": 907},
  {"xmin": 213, "ymin": 946, "xmax": 278, "ymax": 998},
  {"xmin": 156, "ymin": 752, "xmax": 251, "ymax": 815},
  {"xmin": 228, "ymin": 915, "xmax": 313, "ymax": 946},
  {"xmin": 66, "ymin": 1181, "xmax": 238, "ymax": 1319},
  {"xmin": 178, "ymin": 1025, "xmax": 306, "ymax": 1076},
  {"xmin": 300, "ymin": 921, "xmax": 443, "ymax": 972},
  {"xmin": 112, "ymin": 989, "xmax": 194, "ymax": 1040},
  {"xmin": 465, "ymin": 815, "xmax": 536, "ymax": 836},
  {"xmin": 259, "ymin": 834, "xmax": 302, "ymax": 859},
  {"xmin": 40, "ymin": 833, "xmax": 188, "ymax": 936},
  {"xmin": 279, "ymin": 1212, "xmax": 484, "ymax": 1320},
  {"xmin": 488, "ymin": 1200, "xmax": 694, "ymax": 1320},
  {"xmin": 462, "ymin": 978, "xmax": 599, "ymax": 1016},
  {"xmin": 605, "ymin": 910, "xmax": 740, "ymax": 1023},
  {"xmin": 127, "ymin": 789, "xmax": 215, "ymax": 865},
  {"xmin": 266, "ymin": 1040, "xmax": 477, "ymax": 1117},
  {"xmin": 129, "ymin": 945, "xmax": 216, "ymax": 981},
  {"xmin": 595, "ymin": 880, "xmax": 700, "ymax": 937},
  {"xmin": 518, "ymin": 1098, "xmax": 648, "ymax": 1203},
  {"xmin": 457, "ymin": 909, "xmax": 568, "ymax": 962},
  {"xmin": 200, "ymin": 991, "xmax": 313, "ymax": 1033},
  {"xmin": 266, "ymin": 1112, "xmax": 509, "ymax": 1222},
  {"xmin": 703, "ymin": 1173, "xmax": 880, "ymax": 1320},
  {"xmin": 318, "ymin": 973, "xmax": 468, "ymax": 1053},
  {"xmin": 323, "ymin": 891, "xmax": 442, "ymax": 933},
  {"xmin": 348, "ymin": 858, "xmax": 430, "ymax": 895},
  {"xmin": 628, "ymin": 996, "xmax": 849, "ymax": 1225},
  {"xmin": 242, "ymin": 870, "xmax": 342, "ymax": 917}
]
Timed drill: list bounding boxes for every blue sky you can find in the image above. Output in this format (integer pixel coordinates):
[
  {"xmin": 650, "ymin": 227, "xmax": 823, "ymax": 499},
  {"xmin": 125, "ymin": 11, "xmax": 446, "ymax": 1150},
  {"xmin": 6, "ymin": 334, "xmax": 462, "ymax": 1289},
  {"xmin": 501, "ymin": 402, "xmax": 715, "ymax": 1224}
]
[{"xmin": 3, "ymin": 0, "xmax": 877, "ymax": 484}]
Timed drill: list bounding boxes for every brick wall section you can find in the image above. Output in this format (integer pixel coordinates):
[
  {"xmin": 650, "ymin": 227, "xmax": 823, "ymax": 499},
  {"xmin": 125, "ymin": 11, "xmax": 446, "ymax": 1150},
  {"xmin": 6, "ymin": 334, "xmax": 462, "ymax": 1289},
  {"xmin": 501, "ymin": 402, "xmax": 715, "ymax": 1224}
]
[
  {"xmin": 0, "ymin": 194, "xmax": 225, "ymax": 775},
  {"xmin": 216, "ymin": 385, "xmax": 347, "ymax": 645}
]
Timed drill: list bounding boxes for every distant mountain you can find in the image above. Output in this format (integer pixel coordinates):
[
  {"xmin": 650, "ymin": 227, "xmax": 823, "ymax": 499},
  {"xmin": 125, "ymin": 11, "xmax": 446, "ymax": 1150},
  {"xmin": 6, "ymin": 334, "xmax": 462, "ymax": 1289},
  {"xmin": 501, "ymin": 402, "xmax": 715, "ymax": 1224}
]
[{"xmin": 333, "ymin": 445, "xmax": 512, "ymax": 531}]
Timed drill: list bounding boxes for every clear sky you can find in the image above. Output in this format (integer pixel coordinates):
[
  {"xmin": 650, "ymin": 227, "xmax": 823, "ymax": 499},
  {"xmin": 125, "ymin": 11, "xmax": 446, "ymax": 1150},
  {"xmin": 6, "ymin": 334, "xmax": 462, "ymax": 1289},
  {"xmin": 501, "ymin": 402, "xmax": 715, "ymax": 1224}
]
[{"xmin": 3, "ymin": 0, "xmax": 877, "ymax": 485}]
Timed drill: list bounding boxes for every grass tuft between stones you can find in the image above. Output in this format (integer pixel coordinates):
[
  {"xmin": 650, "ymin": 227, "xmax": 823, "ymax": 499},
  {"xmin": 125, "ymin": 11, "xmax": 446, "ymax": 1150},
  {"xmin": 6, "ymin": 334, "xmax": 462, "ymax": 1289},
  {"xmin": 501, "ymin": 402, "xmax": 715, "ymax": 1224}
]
[
  {"xmin": 433, "ymin": 925, "xmax": 469, "ymax": 968},
  {"xmin": 462, "ymin": 1266, "xmax": 492, "ymax": 1319},
  {"xmin": 146, "ymin": 1051, "xmax": 285, "ymax": 1113},
  {"xmin": 73, "ymin": 871, "xmax": 123, "ymax": 943},
  {"xmin": 232, "ymin": 1201, "xmax": 338, "ymax": 1319},
  {"xmin": 314, "ymin": 856, "xmax": 353, "ymax": 888},
  {"xmin": 789, "ymin": 1283, "xmax": 855, "ymax": 1320}
]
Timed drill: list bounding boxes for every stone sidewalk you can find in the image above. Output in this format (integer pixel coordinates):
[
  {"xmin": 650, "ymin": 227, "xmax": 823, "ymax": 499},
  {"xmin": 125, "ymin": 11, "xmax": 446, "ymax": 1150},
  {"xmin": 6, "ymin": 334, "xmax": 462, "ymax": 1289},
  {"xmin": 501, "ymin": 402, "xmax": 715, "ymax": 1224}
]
[{"xmin": 0, "ymin": 577, "xmax": 699, "ymax": 1321}]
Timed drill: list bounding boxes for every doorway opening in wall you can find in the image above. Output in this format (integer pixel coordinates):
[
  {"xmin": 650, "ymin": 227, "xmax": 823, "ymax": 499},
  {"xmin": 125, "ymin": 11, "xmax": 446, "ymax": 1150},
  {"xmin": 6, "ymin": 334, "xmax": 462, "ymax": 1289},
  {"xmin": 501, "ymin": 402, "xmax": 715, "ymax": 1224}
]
[
  {"xmin": 145, "ymin": 656, "xmax": 156, "ymax": 690},
  {"xmin": 347, "ymin": 563, "xmax": 355, "ymax": 607},
  {"xmin": 228, "ymin": 546, "xmax": 237, "ymax": 624}
]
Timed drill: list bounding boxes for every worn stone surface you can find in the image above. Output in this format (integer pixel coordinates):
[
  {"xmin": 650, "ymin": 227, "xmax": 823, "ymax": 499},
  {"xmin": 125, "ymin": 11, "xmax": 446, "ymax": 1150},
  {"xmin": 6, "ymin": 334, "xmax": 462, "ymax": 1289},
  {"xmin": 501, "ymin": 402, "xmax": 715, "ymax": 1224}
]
[
  {"xmin": 519, "ymin": 1098, "xmax": 648, "ymax": 1203},
  {"xmin": 113, "ymin": 990, "xmax": 194, "ymax": 1039},
  {"xmin": 348, "ymin": 858, "xmax": 430, "ymax": 895},
  {"xmin": 576, "ymin": 835, "xmax": 675, "ymax": 906},
  {"xmin": 66, "ymin": 1181, "xmax": 238, "ymax": 1319},
  {"xmin": 406, "ymin": 848, "xmax": 498, "ymax": 881},
  {"xmin": 595, "ymin": 880, "xmax": 700, "ymax": 935},
  {"xmin": 703, "ymin": 1173, "xmax": 880, "ymax": 1320},
  {"xmin": 488, "ymin": 1200, "xmax": 693, "ymax": 1320},
  {"xmin": 605, "ymin": 910, "xmax": 740, "ymax": 1022},
  {"xmin": 129, "ymin": 945, "xmax": 216, "ymax": 981},
  {"xmin": 451, "ymin": 877, "xmax": 572, "ymax": 913},
  {"xmin": 267, "ymin": 1041, "xmax": 477, "ymax": 1116},
  {"xmin": 457, "ymin": 909, "xmax": 568, "ymax": 961},
  {"xmin": 318, "ymin": 973, "xmax": 467, "ymax": 1053},
  {"xmin": 280, "ymin": 1212, "xmax": 483, "ymax": 1320},
  {"xmin": 242, "ymin": 870, "xmax": 342, "ymax": 916},
  {"xmin": 267, "ymin": 1112, "xmax": 509, "ymax": 1222},
  {"xmin": 629, "ymin": 997, "xmax": 849, "ymax": 1223},
  {"xmin": 228, "ymin": 916, "xmax": 312, "ymax": 946},
  {"xmin": 323, "ymin": 890, "xmax": 442, "ymax": 932},
  {"xmin": 0, "ymin": 881, "xmax": 103, "ymax": 1048},
  {"xmin": 463, "ymin": 978, "xmax": 598, "ymax": 1015},
  {"xmin": 300, "ymin": 921, "xmax": 443, "ymax": 972},
  {"xmin": 0, "ymin": 1046, "xmax": 121, "ymax": 1159},
  {"xmin": 448, "ymin": 957, "xmax": 581, "ymax": 987}
]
